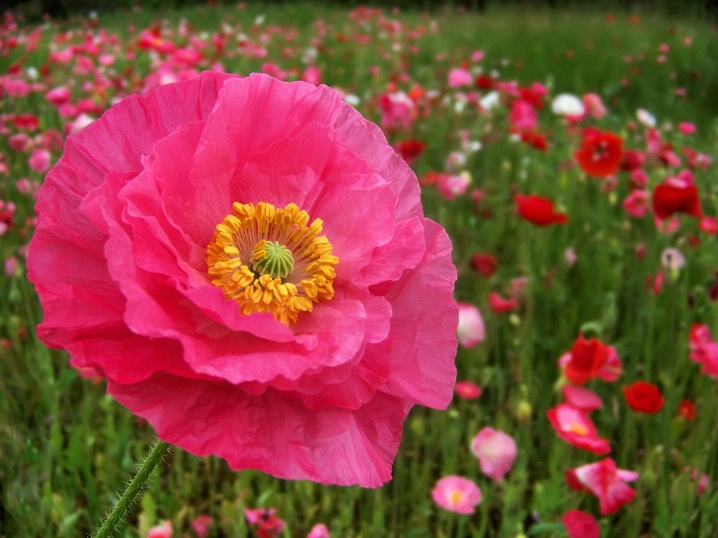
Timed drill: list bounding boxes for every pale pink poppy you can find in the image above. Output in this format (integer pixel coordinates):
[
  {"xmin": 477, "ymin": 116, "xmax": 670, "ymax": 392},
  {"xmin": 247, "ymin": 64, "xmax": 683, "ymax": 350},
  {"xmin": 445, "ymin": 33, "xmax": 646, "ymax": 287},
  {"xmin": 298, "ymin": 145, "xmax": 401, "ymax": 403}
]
[
  {"xmin": 147, "ymin": 520, "xmax": 173, "ymax": 538},
  {"xmin": 547, "ymin": 403, "xmax": 611, "ymax": 454},
  {"xmin": 27, "ymin": 72, "xmax": 459, "ymax": 487},
  {"xmin": 457, "ymin": 303, "xmax": 485, "ymax": 348},
  {"xmin": 307, "ymin": 523, "xmax": 331, "ymax": 538},
  {"xmin": 562, "ymin": 385, "xmax": 602, "ymax": 411},
  {"xmin": 28, "ymin": 149, "xmax": 51, "ymax": 173},
  {"xmin": 470, "ymin": 427, "xmax": 517, "ymax": 482},
  {"xmin": 582, "ymin": 93, "xmax": 607, "ymax": 119},
  {"xmin": 448, "ymin": 68, "xmax": 473, "ymax": 88},
  {"xmin": 622, "ymin": 189, "xmax": 650, "ymax": 218},
  {"xmin": 437, "ymin": 172, "xmax": 471, "ymax": 200},
  {"xmin": 566, "ymin": 458, "xmax": 638, "ymax": 515},
  {"xmin": 431, "ymin": 476, "xmax": 482, "ymax": 514}
]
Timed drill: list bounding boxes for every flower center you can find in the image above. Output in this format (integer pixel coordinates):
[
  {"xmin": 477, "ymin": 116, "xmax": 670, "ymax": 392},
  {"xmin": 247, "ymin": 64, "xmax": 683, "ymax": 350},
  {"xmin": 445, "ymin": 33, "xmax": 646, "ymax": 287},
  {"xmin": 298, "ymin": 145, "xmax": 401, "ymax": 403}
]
[
  {"xmin": 567, "ymin": 422, "xmax": 589, "ymax": 436},
  {"xmin": 449, "ymin": 490, "xmax": 465, "ymax": 506},
  {"xmin": 206, "ymin": 202, "xmax": 339, "ymax": 325}
]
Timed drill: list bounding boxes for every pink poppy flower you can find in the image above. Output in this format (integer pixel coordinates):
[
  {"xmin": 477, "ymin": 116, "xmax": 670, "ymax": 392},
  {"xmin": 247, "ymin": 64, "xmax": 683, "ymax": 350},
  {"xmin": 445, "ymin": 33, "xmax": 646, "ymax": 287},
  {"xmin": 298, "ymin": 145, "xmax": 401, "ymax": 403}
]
[
  {"xmin": 431, "ymin": 476, "xmax": 482, "ymax": 514},
  {"xmin": 509, "ymin": 99, "xmax": 537, "ymax": 131},
  {"xmin": 448, "ymin": 68, "xmax": 473, "ymax": 88},
  {"xmin": 488, "ymin": 291, "xmax": 519, "ymax": 313},
  {"xmin": 457, "ymin": 303, "xmax": 485, "ymax": 348},
  {"xmin": 27, "ymin": 72, "xmax": 459, "ymax": 487},
  {"xmin": 689, "ymin": 324, "xmax": 718, "ymax": 378},
  {"xmin": 566, "ymin": 458, "xmax": 638, "ymax": 515},
  {"xmin": 245, "ymin": 508, "xmax": 285, "ymax": 538},
  {"xmin": 562, "ymin": 385, "xmax": 603, "ymax": 412},
  {"xmin": 547, "ymin": 403, "xmax": 611, "ymax": 454},
  {"xmin": 470, "ymin": 427, "xmax": 517, "ymax": 482},
  {"xmin": 147, "ymin": 520, "xmax": 173, "ymax": 538},
  {"xmin": 622, "ymin": 189, "xmax": 650, "ymax": 218},
  {"xmin": 455, "ymin": 380, "xmax": 482, "ymax": 399},
  {"xmin": 28, "ymin": 149, "xmax": 51, "ymax": 173},
  {"xmin": 190, "ymin": 515, "xmax": 213, "ymax": 538},
  {"xmin": 562, "ymin": 510, "xmax": 600, "ymax": 538},
  {"xmin": 307, "ymin": 523, "xmax": 330, "ymax": 538}
]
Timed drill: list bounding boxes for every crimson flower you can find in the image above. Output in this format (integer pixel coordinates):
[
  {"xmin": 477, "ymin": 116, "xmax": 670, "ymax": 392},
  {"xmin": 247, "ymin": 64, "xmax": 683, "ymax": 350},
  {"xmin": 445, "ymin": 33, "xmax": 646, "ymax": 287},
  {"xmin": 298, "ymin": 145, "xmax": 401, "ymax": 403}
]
[
  {"xmin": 566, "ymin": 458, "xmax": 638, "ymax": 515},
  {"xmin": 623, "ymin": 381, "xmax": 664, "ymax": 414},
  {"xmin": 560, "ymin": 335, "xmax": 621, "ymax": 385},
  {"xmin": 574, "ymin": 128, "xmax": 623, "ymax": 177},
  {"xmin": 515, "ymin": 194, "xmax": 568, "ymax": 226},
  {"xmin": 26, "ymin": 72, "xmax": 459, "ymax": 487},
  {"xmin": 652, "ymin": 181, "xmax": 703, "ymax": 220},
  {"xmin": 394, "ymin": 139, "xmax": 426, "ymax": 165},
  {"xmin": 489, "ymin": 291, "xmax": 519, "ymax": 313},
  {"xmin": 470, "ymin": 253, "xmax": 497, "ymax": 277},
  {"xmin": 677, "ymin": 399, "xmax": 697, "ymax": 421},
  {"xmin": 562, "ymin": 510, "xmax": 600, "ymax": 538}
]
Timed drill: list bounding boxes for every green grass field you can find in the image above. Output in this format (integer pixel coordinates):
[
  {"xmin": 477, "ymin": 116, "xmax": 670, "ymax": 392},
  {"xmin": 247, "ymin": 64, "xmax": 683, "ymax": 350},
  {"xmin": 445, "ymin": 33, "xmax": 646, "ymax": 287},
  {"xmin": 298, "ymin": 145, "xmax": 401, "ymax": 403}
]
[{"xmin": 1, "ymin": 3, "xmax": 717, "ymax": 537}]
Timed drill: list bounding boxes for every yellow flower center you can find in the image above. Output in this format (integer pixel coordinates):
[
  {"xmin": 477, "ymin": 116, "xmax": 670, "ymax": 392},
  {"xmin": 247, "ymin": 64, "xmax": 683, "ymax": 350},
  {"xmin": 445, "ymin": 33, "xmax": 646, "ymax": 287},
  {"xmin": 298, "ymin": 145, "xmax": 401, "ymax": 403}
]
[
  {"xmin": 450, "ymin": 490, "xmax": 465, "ymax": 506},
  {"xmin": 567, "ymin": 422, "xmax": 589, "ymax": 436},
  {"xmin": 206, "ymin": 202, "xmax": 339, "ymax": 325}
]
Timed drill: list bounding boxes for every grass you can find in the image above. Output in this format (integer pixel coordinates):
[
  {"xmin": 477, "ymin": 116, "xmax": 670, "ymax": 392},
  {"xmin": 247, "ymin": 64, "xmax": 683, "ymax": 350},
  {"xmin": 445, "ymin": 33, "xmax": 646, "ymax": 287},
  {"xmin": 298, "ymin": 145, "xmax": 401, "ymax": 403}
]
[{"xmin": 1, "ymin": 2, "xmax": 717, "ymax": 537}]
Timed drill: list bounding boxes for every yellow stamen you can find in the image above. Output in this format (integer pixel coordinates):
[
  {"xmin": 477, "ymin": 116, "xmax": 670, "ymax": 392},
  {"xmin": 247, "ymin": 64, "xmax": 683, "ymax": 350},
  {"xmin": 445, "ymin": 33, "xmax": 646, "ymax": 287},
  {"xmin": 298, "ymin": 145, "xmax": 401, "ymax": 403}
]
[
  {"xmin": 450, "ymin": 490, "xmax": 465, "ymax": 506},
  {"xmin": 206, "ymin": 202, "xmax": 339, "ymax": 325},
  {"xmin": 567, "ymin": 422, "xmax": 589, "ymax": 436}
]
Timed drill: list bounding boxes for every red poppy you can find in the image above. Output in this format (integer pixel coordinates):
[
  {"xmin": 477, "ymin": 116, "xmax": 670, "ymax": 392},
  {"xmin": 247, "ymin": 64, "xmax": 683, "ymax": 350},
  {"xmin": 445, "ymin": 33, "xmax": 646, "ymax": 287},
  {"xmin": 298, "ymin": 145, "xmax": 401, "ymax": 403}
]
[
  {"xmin": 677, "ymin": 399, "xmax": 697, "ymax": 421},
  {"xmin": 620, "ymin": 149, "xmax": 647, "ymax": 172},
  {"xmin": 489, "ymin": 292, "xmax": 519, "ymax": 313},
  {"xmin": 394, "ymin": 139, "xmax": 426, "ymax": 164},
  {"xmin": 563, "ymin": 335, "xmax": 611, "ymax": 385},
  {"xmin": 475, "ymin": 75, "xmax": 494, "ymax": 89},
  {"xmin": 623, "ymin": 381, "xmax": 664, "ymax": 414},
  {"xmin": 520, "ymin": 130, "xmax": 549, "ymax": 151},
  {"xmin": 652, "ymin": 182, "xmax": 703, "ymax": 220},
  {"xmin": 515, "ymin": 194, "xmax": 568, "ymax": 226},
  {"xmin": 574, "ymin": 128, "xmax": 623, "ymax": 177},
  {"xmin": 470, "ymin": 253, "xmax": 497, "ymax": 277}
]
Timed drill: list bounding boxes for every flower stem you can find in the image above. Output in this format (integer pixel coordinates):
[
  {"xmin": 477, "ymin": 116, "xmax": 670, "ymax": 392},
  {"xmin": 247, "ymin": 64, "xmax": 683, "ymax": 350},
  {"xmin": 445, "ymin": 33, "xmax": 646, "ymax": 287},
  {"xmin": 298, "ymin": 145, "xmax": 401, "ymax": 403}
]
[{"xmin": 93, "ymin": 439, "xmax": 172, "ymax": 538}]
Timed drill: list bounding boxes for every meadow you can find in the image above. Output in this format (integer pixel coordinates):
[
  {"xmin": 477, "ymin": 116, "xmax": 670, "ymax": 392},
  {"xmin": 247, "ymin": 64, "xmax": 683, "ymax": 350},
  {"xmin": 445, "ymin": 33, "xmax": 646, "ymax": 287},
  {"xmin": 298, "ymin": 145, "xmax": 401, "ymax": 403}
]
[{"xmin": 1, "ymin": 2, "xmax": 717, "ymax": 537}]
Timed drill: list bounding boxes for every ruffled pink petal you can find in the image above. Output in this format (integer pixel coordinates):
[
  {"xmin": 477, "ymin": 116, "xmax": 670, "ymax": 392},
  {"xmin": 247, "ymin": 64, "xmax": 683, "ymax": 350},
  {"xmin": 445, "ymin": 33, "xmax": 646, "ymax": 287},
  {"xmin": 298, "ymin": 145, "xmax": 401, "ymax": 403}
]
[
  {"xmin": 109, "ymin": 373, "xmax": 410, "ymax": 487},
  {"xmin": 366, "ymin": 219, "xmax": 458, "ymax": 409}
]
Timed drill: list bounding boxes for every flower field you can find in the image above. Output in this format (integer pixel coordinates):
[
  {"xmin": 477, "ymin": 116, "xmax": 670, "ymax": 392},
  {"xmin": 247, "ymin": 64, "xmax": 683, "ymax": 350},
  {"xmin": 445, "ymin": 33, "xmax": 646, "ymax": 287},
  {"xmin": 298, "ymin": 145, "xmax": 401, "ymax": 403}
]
[{"xmin": 1, "ymin": 3, "xmax": 717, "ymax": 537}]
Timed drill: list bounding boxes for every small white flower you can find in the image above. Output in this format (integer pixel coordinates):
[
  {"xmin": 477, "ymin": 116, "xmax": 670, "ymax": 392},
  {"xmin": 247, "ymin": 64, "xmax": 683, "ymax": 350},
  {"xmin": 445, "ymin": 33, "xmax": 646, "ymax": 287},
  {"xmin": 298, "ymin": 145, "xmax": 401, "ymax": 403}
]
[
  {"xmin": 637, "ymin": 108, "xmax": 656, "ymax": 127},
  {"xmin": 551, "ymin": 93, "xmax": 585, "ymax": 116}
]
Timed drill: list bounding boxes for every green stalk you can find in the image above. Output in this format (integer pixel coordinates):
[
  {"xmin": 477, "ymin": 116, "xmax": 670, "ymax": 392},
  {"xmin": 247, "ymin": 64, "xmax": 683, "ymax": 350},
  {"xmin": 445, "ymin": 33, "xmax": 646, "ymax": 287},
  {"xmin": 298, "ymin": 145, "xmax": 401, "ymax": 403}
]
[{"xmin": 93, "ymin": 439, "xmax": 172, "ymax": 538}]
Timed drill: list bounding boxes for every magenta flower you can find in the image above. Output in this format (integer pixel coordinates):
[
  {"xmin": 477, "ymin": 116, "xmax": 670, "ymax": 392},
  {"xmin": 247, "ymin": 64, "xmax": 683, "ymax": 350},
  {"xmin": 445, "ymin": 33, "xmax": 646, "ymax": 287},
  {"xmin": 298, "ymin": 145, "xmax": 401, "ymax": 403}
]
[
  {"xmin": 547, "ymin": 403, "xmax": 611, "ymax": 454},
  {"xmin": 470, "ymin": 427, "xmax": 517, "ymax": 482},
  {"xmin": 27, "ymin": 72, "xmax": 459, "ymax": 487},
  {"xmin": 562, "ymin": 510, "xmax": 600, "ymax": 538},
  {"xmin": 190, "ymin": 515, "xmax": 213, "ymax": 538},
  {"xmin": 689, "ymin": 324, "xmax": 718, "ymax": 379},
  {"xmin": 146, "ymin": 520, "xmax": 173, "ymax": 538},
  {"xmin": 307, "ymin": 523, "xmax": 331, "ymax": 538},
  {"xmin": 566, "ymin": 458, "xmax": 638, "ymax": 515},
  {"xmin": 431, "ymin": 476, "xmax": 482, "ymax": 514}
]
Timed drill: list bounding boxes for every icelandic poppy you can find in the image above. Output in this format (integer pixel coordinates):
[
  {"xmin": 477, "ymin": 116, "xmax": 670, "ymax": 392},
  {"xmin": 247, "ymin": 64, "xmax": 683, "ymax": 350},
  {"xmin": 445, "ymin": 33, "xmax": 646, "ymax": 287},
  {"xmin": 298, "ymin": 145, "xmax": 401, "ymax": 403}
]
[
  {"xmin": 574, "ymin": 128, "xmax": 623, "ymax": 178},
  {"xmin": 515, "ymin": 194, "xmax": 568, "ymax": 226}
]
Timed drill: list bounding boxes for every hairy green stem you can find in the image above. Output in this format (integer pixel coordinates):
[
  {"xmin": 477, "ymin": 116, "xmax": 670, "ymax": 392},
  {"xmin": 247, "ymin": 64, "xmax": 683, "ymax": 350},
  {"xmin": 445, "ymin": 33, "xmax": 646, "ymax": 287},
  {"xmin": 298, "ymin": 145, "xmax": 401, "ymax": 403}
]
[{"xmin": 92, "ymin": 439, "xmax": 171, "ymax": 538}]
